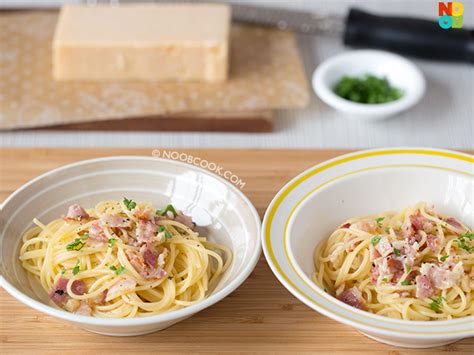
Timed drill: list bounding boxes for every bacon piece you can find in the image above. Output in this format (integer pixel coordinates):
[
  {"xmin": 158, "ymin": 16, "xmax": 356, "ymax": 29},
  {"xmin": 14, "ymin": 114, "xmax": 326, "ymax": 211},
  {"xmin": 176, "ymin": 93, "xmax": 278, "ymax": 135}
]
[
  {"xmin": 402, "ymin": 221, "xmax": 415, "ymax": 240},
  {"xmin": 415, "ymin": 275, "xmax": 435, "ymax": 298},
  {"xmin": 136, "ymin": 220, "xmax": 158, "ymax": 244},
  {"xmin": 175, "ymin": 212, "xmax": 196, "ymax": 230},
  {"xmin": 50, "ymin": 277, "xmax": 69, "ymax": 306},
  {"xmin": 89, "ymin": 290, "xmax": 108, "ymax": 306},
  {"xmin": 100, "ymin": 215, "xmax": 130, "ymax": 228},
  {"xmin": 88, "ymin": 221, "xmax": 108, "ymax": 244},
  {"xmin": 410, "ymin": 212, "xmax": 425, "ymax": 231},
  {"xmin": 398, "ymin": 291, "xmax": 411, "ymax": 298},
  {"xmin": 140, "ymin": 245, "xmax": 157, "ymax": 268},
  {"xmin": 375, "ymin": 236, "xmax": 393, "ymax": 257},
  {"xmin": 74, "ymin": 301, "xmax": 92, "ymax": 316},
  {"xmin": 71, "ymin": 280, "xmax": 85, "ymax": 296},
  {"xmin": 340, "ymin": 223, "xmax": 351, "ymax": 229},
  {"xmin": 355, "ymin": 220, "xmax": 377, "ymax": 233},
  {"xmin": 66, "ymin": 204, "xmax": 89, "ymax": 220},
  {"xmin": 370, "ymin": 264, "xmax": 380, "ymax": 285},
  {"xmin": 420, "ymin": 262, "xmax": 464, "ymax": 289},
  {"xmin": 445, "ymin": 217, "xmax": 463, "ymax": 230},
  {"xmin": 105, "ymin": 278, "xmax": 137, "ymax": 302},
  {"xmin": 133, "ymin": 206, "xmax": 154, "ymax": 221},
  {"xmin": 147, "ymin": 267, "xmax": 167, "ymax": 279},
  {"xmin": 337, "ymin": 287, "xmax": 365, "ymax": 309},
  {"xmin": 369, "ymin": 245, "xmax": 381, "ymax": 261},
  {"xmin": 386, "ymin": 256, "xmax": 404, "ymax": 274},
  {"xmin": 427, "ymin": 235, "xmax": 440, "ymax": 252},
  {"xmin": 125, "ymin": 248, "xmax": 167, "ymax": 280}
]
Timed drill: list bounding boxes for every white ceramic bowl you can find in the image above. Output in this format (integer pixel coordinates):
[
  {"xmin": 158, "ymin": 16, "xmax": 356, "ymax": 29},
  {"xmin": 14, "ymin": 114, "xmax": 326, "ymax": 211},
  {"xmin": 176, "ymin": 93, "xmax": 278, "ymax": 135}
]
[
  {"xmin": 262, "ymin": 148, "xmax": 473, "ymax": 348},
  {"xmin": 312, "ymin": 50, "xmax": 426, "ymax": 120},
  {"xmin": 0, "ymin": 156, "xmax": 261, "ymax": 336}
]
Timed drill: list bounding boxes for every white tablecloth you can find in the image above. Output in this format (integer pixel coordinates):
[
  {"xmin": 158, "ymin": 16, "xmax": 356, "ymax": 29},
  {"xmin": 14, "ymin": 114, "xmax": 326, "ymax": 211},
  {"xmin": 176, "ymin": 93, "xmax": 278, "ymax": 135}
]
[{"xmin": 1, "ymin": 0, "xmax": 473, "ymax": 149}]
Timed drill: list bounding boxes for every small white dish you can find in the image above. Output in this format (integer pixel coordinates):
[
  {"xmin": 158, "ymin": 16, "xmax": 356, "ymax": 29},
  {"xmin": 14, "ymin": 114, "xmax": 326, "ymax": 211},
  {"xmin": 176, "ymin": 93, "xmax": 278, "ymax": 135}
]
[
  {"xmin": 262, "ymin": 148, "xmax": 473, "ymax": 348},
  {"xmin": 312, "ymin": 50, "xmax": 426, "ymax": 120},
  {"xmin": 0, "ymin": 156, "xmax": 261, "ymax": 336}
]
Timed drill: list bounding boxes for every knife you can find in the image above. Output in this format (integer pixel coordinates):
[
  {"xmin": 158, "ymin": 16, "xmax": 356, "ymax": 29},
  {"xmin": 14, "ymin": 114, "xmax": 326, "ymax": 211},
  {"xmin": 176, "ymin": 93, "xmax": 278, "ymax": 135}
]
[
  {"xmin": 2, "ymin": 1, "xmax": 473, "ymax": 63},
  {"xmin": 230, "ymin": 4, "xmax": 474, "ymax": 64}
]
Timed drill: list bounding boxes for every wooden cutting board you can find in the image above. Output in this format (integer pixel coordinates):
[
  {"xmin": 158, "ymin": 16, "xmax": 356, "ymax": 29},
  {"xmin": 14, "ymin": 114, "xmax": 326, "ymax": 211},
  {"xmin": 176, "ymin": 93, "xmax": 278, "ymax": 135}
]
[
  {"xmin": 0, "ymin": 148, "xmax": 472, "ymax": 354},
  {"xmin": 0, "ymin": 11, "xmax": 309, "ymax": 132}
]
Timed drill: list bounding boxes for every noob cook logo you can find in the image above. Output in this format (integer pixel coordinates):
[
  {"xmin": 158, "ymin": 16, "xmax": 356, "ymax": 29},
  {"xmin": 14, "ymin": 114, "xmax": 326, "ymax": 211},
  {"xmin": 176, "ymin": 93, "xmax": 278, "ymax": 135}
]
[{"xmin": 438, "ymin": 2, "xmax": 464, "ymax": 29}]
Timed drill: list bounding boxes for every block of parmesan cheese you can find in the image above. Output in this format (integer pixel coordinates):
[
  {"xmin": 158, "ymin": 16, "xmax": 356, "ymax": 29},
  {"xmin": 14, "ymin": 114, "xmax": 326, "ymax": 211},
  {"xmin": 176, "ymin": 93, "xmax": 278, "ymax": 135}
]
[{"xmin": 53, "ymin": 4, "xmax": 230, "ymax": 82}]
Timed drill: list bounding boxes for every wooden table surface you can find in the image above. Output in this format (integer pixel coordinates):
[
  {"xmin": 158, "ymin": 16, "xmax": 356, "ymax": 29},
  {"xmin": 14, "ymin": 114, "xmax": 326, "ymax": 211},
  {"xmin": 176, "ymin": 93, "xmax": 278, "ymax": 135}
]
[{"xmin": 1, "ymin": 148, "xmax": 473, "ymax": 354}]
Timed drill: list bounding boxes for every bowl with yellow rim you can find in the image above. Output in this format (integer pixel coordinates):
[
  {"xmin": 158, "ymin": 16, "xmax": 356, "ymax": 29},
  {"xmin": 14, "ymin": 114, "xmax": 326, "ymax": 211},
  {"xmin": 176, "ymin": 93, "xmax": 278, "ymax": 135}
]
[{"xmin": 261, "ymin": 148, "xmax": 473, "ymax": 348}]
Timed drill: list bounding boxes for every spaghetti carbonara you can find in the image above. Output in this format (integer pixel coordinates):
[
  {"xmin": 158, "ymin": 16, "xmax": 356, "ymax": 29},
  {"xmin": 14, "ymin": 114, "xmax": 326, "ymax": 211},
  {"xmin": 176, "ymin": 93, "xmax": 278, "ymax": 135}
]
[
  {"xmin": 312, "ymin": 202, "xmax": 473, "ymax": 320},
  {"xmin": 19, "ymin": 199, "xmax": 232, "ymax": 317}
]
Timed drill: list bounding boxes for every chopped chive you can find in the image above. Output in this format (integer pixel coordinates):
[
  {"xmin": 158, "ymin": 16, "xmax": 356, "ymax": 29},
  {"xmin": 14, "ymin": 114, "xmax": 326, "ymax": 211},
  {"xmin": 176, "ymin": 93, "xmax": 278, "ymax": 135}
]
[
  {"xmin": 401, "ymin": 280, "xmax": 411, "ymax": 286},
  {"xmin": 375, "ymin": 217, "xmax": 385, "ymax": 224},
  {"xmin": 108, "ymin": 238, "xmax": 117, "ymax": 247},
  {"xmin": 393, "ymin": 248, "xmax": 401, "ymax": 257}
]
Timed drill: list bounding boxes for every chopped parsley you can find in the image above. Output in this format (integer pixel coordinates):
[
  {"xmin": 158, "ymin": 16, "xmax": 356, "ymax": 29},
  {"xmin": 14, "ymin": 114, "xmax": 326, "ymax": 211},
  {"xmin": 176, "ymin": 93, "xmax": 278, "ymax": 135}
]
[
  {"xmin": 456, "ymin": 232, "xmax": 474, "ymax": 252},
  {"xmin": 156, "ymin": 204, "xmax": 177, "ymax": 218},
  {"xmin": 334, "ymin": 74, "xmax": 403, "ymax": 104},
  {"xmin": 381, "ymin": 277, "xmax": 388, "ymax": 283},
  {"xmin": 401, "ymin": 280, "xmax": 411, "ymax": 286},
  {"xmin": 123, "ymin": 197, "xmax": 137, "ymax": 211},
  {"xmin": 79, "ymin": 233, "xmax": 89, "ymax": 240},
  {"xmin": 375, "ymin": 217, "xmax": 385, "ymax": 224},
  {"xmin": 60, "ymin": 269, "xmax": 66, "ymax": 275},
  {"xmin": 72, "ymin": 264, "xmax": 80, "ymax": 276},
  {"xmin": 371, "ymin": 236, "xmax": 382, "ymax": 246},
  {"xmin": 393, "ymin": 248, "xmax": 401, "ymax": 256},
  {"xmin": 108, "ymin": 238, "xmax": 117, "ymax": 247},
  {"xmin": 66, "ymin": 238, "xmax": 85, "ymax": 251},
  {"xmin": 429, "ymin": 296, "xmax": 446, "ymax": 312},
  {"xmin": 109, "ymin": 265, "xmax": 126, "ymax": 275},
  {"xmin": 159, "ymin": 225, "xmax": 172, "ymax": 240},
  {"xmin": 461, "ymin": 232, "xmax": 474, "ymax": 240},
  {"xmin": 440, "ymin": 255, "xmax": 449, "ymax": 262},
  {"xmin": 404, "ymin": 263, "xmax": 411, "ymax": 274}
]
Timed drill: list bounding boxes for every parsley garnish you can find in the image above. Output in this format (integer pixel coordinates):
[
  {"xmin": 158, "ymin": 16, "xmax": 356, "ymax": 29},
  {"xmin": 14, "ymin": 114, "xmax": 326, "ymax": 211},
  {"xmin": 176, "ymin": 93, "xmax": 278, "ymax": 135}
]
[
  {"xmin": 456, "ymin": 232, "xmax": 474, "ymax": 252},
  {"xmin": 334, "ymin": 74, "xmax": 403, "ymax": 104},
  {"xmin": 156, "ymin": 204, "xmax": 177, "ymax": 218},
  {"xmin": 109, "ymin": 265, "xmax": 126, "ymax": 275},
  {"xmin": 80, "ymin": 233, "xmax": 89, "ymax": 239},
  {"xmin": 371, "ymin": 236, "xmax": 381, "ymax": 246},
  {"xmin": 159, "ymin": 226, "xmax": 172, "ymax": 240},
  {"xmin": 393, "ymin": 248, "xmax": 401, "ymax": 256},
  {"xmin": 72, "ymin": 264, "xmax": 80, "ymax": 276},
  {"xmin": 405, "ymin": 263, "xmax": 411, "ymax": 274},
  {"xmin": 381, "ymin": 277, "xmax": 388, "ymax": 282},
  {"xmin": 440, "ymin": 255, "xmax": 449, "ymax": 262},
  {"xmin": 108, "ymin": 238, "xmax": 117, "ymax": 247},
  {"xmin": 401, "ymin": 280, "xmax": 411, "ymax": 286},
  {"xmin": 123, "ymin": 197, "xmax": 136, "ymax": 211},
  {"xmin": 429, "ymin": 296, "xmax": 446, "ymax": 312},
  {"xmin": 66, "ymin": 238, "xmax": 85, "ymax": 251},
  {"xmin": 375, "ymin": 217, "xmax": 385, "ymax": 224},
  {"xmin": 61, "ymin": 269, "xmax": 66, "ymax": 275},
  {"xmin": 461, "ymin": 232, "xmax": 474, "ymax": 240}
]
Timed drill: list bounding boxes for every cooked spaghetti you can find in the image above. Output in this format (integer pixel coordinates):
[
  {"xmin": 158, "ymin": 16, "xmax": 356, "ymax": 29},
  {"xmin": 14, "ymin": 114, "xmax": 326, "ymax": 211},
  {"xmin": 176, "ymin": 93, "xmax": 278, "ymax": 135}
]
[
  {"xmin": 312, "ymin": 202, "xmax": 474, "ymax": 320},
  {"xmin": 19, "ymin": 199, "xmax": 232, "ymax": 317}
]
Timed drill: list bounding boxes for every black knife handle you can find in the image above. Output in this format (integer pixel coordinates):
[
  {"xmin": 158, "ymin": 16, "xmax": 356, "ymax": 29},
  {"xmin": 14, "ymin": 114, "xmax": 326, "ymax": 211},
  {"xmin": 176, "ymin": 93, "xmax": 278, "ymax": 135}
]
[{"xmin": 344, "ymin": 8, "xmax": 474, "ymax": 63}]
